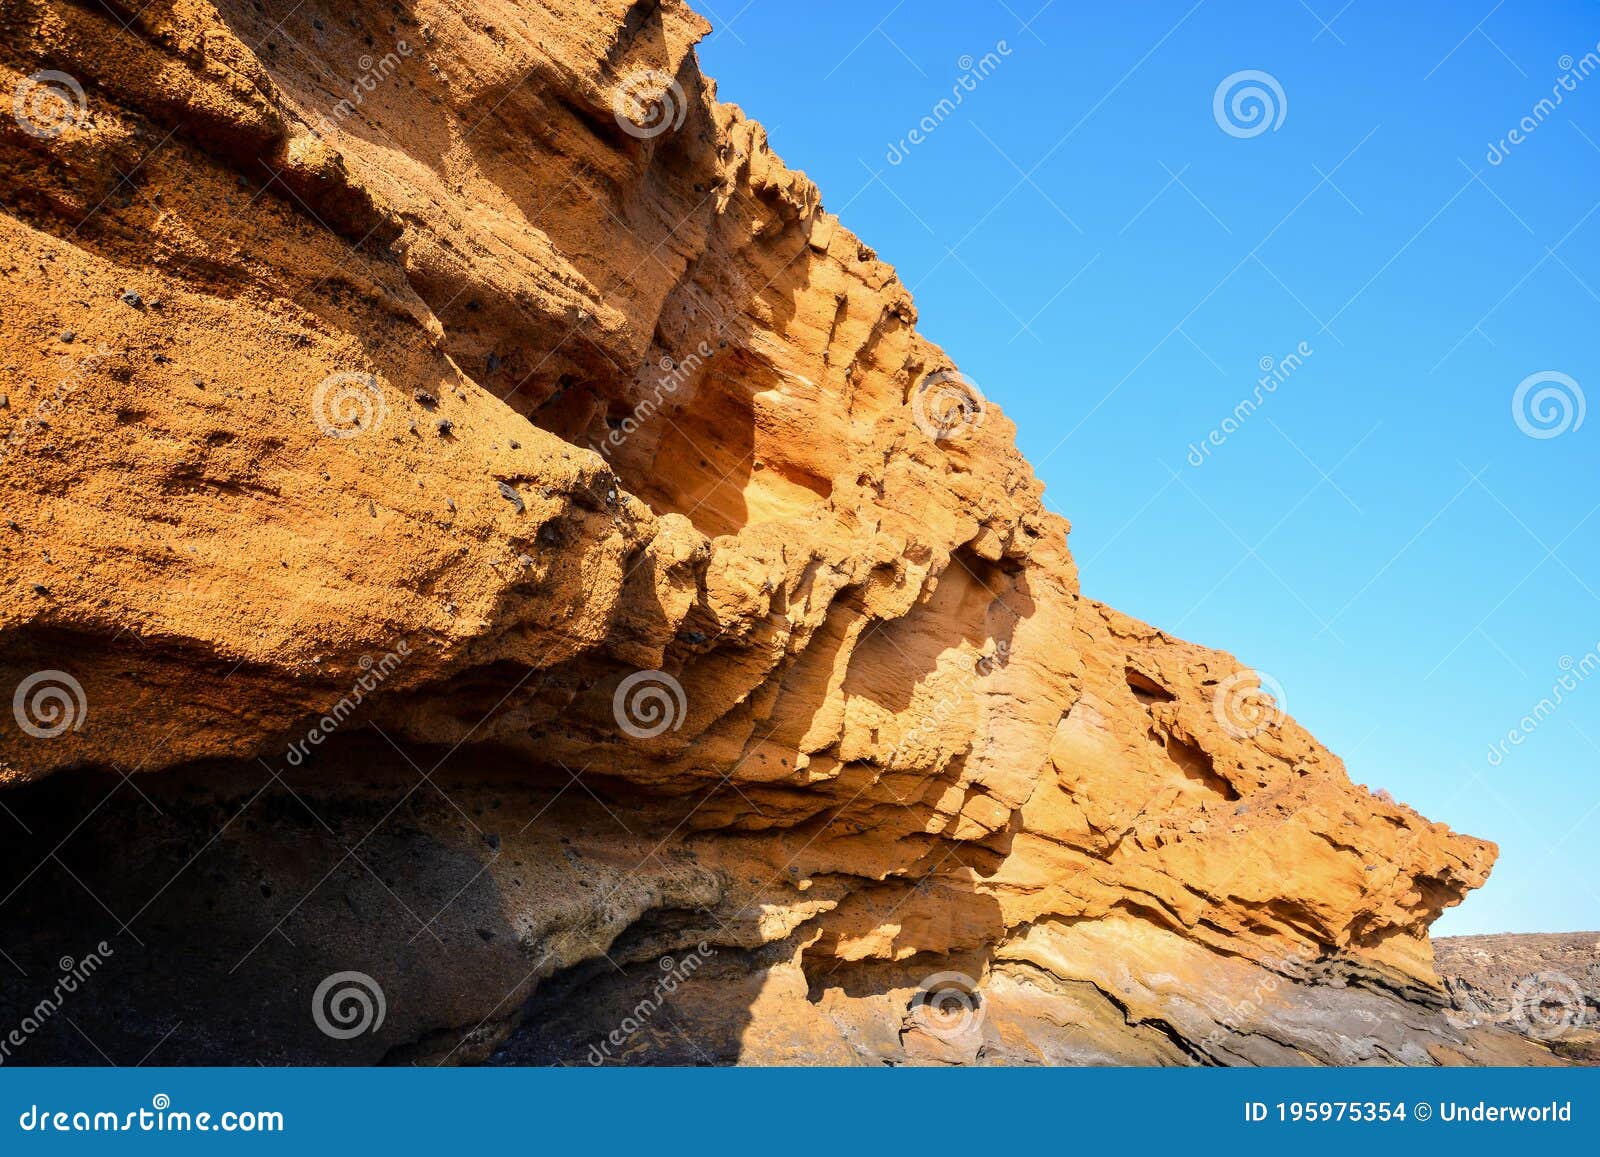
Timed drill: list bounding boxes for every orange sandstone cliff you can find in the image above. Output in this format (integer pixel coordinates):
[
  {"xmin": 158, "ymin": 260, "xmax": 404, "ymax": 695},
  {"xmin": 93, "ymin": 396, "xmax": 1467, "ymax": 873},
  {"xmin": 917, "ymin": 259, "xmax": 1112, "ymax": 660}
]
[{"xmin": 0, "ymin": 0, "xmax": 1551, "ymax": 1064}]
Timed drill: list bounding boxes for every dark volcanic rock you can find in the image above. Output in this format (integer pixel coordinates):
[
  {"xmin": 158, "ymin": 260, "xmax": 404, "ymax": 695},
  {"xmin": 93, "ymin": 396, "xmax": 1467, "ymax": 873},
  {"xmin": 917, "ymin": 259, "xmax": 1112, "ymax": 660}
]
[{"xmin": 1436, "ymin": 932, "xmax": 1600, "ymax": 1064}]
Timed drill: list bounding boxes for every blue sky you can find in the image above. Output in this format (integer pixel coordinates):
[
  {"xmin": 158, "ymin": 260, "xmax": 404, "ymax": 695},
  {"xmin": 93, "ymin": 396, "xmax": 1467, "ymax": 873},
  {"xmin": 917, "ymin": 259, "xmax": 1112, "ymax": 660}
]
[{"xmin": 699, "ymin": 0, "xmax": 1600, "ymax": 935}]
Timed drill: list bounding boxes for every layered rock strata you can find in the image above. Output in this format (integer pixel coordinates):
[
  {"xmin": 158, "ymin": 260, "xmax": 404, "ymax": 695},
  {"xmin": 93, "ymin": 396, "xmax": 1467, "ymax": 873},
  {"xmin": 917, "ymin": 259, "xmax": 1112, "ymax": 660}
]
[{"xmin": 0, "ymin": 0, "xmax": 1555, "ymax": 1065}]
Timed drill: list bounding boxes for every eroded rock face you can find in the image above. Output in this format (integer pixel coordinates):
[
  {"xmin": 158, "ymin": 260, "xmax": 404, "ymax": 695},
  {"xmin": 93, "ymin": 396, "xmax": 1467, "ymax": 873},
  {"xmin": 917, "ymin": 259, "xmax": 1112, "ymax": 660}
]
[{"xmin": 0, "ymin": 0, "xmax": 1555, "ymax": 1065}]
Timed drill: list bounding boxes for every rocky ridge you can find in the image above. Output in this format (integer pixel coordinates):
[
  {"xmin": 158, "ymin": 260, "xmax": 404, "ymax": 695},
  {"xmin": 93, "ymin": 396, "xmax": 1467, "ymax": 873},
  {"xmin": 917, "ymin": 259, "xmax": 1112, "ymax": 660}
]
[{"xmin": 0, "ymin": 0, "xmax": 1559, "ymax": 1065}]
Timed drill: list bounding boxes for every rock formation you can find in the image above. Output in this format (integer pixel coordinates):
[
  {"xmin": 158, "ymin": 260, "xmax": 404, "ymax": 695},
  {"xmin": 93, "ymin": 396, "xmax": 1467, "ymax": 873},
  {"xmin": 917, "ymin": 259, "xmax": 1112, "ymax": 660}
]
[
  {"xmin": 1435, "ymin": 933, "xmax": 1600, "ymax": 1064},
  {"xmin": 0, "ymin": 0, "xmax": 1562, "ymax": 1064}
]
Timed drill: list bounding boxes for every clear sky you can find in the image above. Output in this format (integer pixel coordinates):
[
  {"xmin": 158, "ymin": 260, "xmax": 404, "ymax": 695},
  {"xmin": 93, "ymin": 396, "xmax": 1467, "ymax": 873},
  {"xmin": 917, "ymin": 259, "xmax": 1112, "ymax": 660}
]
[{"xmin": 699, "ymin": 0, "xmax": 1600, "ymax": 935}]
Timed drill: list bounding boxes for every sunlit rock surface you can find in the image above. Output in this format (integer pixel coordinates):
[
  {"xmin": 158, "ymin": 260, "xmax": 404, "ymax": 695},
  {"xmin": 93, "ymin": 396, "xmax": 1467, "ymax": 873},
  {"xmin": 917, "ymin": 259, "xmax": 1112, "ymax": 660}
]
[{"xmin": 0, "ymin": 0, "xmax": 1560, "ymax": 1066}]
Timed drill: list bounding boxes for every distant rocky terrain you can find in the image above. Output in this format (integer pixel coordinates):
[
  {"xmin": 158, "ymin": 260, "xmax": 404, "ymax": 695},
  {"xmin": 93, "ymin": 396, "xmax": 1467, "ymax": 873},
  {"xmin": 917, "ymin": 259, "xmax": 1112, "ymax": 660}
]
[
  {"xmin": 0, "ymin": 0, "xmax": 1575, "ymax": 1066},
  {"xmin": 1436, "ymin": 932, "xmax": 1600, "ymax": 1064}
]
